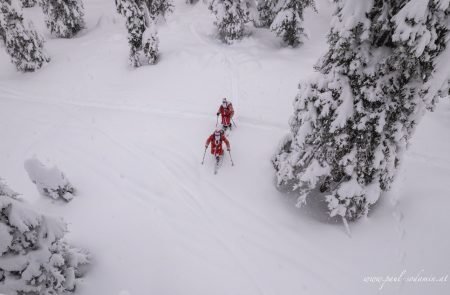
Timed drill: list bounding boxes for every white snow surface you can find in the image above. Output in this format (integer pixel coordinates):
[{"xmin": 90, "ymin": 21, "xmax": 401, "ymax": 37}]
[{"xmin": 1, "ymin": 0, "xmax": 449, "ymax": 294}]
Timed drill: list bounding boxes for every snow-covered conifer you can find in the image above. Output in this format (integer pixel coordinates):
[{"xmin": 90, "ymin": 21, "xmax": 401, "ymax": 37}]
[
  {"xmin": 116, "ymin": 0, "xmax": 171, "ymax": 66},
  {"xmin": 256, "ymin": 0, "xmax": 276, "ymax": 27},
  {"xmin": 0, "ymin": 0, "xmax": 50, "ymax": 71},
  {"xmin": 269, "ymin": 0, "xmax": 315, "ymax": 46},
  {"xmin": 208, "ymin": 0, "xmax": 249, "ymax": 44},
  {"xmin": 273, "ymin": 0, "xmax": 450, "ymax": 221},
  {"xmin": 39, "ymin": 0, "xmax": 85, "ymax": 38},
  {"xmin": 24, "ymin": 158, "xmax": 76, "ymax": 202},
  {"xmin": 144, "ymin": 0, "xmax": 173, "ymax": 18},
  {"xmin": 116, "ymin": 0, "xmax": 147, "ymax": 67},
  {"xmin": 0, "ymin": 179, "xmax": 89, "ymax": 294},
  {"xmin": 142, "ymin": 23, "xmax": 159, "ymax": 65},
  {"xmin": 257, "ymin": 0, "xmax": 315, "ymax": 46}
]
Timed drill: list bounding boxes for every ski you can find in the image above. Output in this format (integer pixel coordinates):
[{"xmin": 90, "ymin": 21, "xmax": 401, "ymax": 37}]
[
  {"xmin": 221, "ymin": 124, "xmax": 233, "ymax": 137},
  {"xmin": 214, "ymin": 156, "xmax": 222, "ymax": 175},
  {"xmin": 214, "ymin": 164, "xmax": 219, "ymax": 174}
]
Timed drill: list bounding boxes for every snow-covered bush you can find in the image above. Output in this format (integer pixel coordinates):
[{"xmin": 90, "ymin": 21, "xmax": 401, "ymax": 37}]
[
  {"xmin": 24, "ymin": 158, "xmax": 75, "ymax": 202},
  {"xmin": 273, "ymin": 0, "xmax": 450, "ymax": 221},
  {"xmin": 257, "ymin": 0, "xmax": 315, "ymax": 46},
  {"xmin": 39, "ymin": 0, "xmax": 85, "ymax": 38},
  {"xmin": 208, "ymin": 0, "xmax": 249, "ymax": 44},
  {"xmin": 115, "ymin": 0, "xmax": 171, "ymax": 66},
  {"xmin": 21, "ymin": 0, "xmax": 37, "ymax": 8},
  {"xmin": 0, "ymin": 0, "xmax": 50, "ymax": 72},
  {"xmin": 0, "ymin": 179, "xmax": 89, "ymax": 294}
]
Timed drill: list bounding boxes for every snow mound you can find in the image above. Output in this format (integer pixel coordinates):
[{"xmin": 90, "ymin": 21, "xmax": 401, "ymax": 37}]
[{"xmin": 24, "ymin": 158, "xmax": 75, "ymax": 202}]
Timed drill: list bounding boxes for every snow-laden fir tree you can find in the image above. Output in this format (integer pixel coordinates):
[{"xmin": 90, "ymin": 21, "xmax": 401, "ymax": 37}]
[
  {"xmin": 0, "ymin": 0, "xmax": 50, "ymax": 71},
  {"xmin": 116, "ymin": 0, "xmax": 147, "ymax": 67},
  {"xmin": 257, "ymin": 0, "xmax": 315, "ymax": 46},
  {"xmin": 39, "ymin": 0, "xmax": 85, "ymax": 38},
  {"xmin": 0, "ymin": 179, "xmax": 89, "ymax": 294},
  {"xmin": 273, "ymin": 0, "xmax": 450, "ymax": 221},
  {"xmin": 142, "ymin": 0, "xmax": 172, "ymax": 63},
  {"xmin": 142, "ymin": 23, "xmax": 159, "ymax": 64},
  {"xmin": 116, "ymin": 0, "xmax": 172, "ymax": 66},
  {"xmin": 144, "ymin": 0, "xmax": 173, "ymax": 18},
  {"xmin": 256, "ymin": 0, "xmax": 276, "ymax": 27},
  {"xmin": 208, "ymin": 0, "xmax": 249, "ymax": 44},
  {"xmin": 270, "ymin": 0, "xmax": 315, "ymax": 46},
  {"xmin": 21, "ymin": 0, "xmax": 37, "ymax": 8}
]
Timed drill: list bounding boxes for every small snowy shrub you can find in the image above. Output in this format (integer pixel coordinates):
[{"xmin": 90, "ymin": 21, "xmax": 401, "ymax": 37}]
[
  {"xmin": 273, "ymin": 0, "xmax": 450, "ymax": 221},
  {"xmin": 0, "ymin": 179, "xmax": 89, "ymax": 294},
  {"xmin": 24, "ymin": 158, "xmax": 75, "ymax": 202},
  {"xmin": 0, "ymin": 0, "xmax": 50, "ymax": 72},
  {"xmin": 208, "ymin": 0, "xmax": 249, "ymax": 44},
  {"xmin": 39, "ymin": 0, "xmax": 85, "ymax": 38}
]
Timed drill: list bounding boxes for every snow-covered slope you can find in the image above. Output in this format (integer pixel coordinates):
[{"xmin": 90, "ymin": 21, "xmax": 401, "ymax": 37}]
[{"xmin": 0, "ymin": 1, "xmax": 449, "ymax": 294}]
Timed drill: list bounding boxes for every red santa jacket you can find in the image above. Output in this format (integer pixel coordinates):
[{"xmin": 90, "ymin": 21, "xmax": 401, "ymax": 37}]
[
  {"xmin": 217, "ymin": 103, "xmax": 234, "ymax": 119},
  {"xmin": 206, "ymin": 132, "xmax": 230, "ymax": 156}
]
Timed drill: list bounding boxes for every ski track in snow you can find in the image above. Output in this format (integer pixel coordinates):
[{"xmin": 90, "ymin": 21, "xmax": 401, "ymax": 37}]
[
  {"xmin": 189, "ymin": 23, "xmax": 241, "ymax": 114},
  {"xmin": 0, "ymin": 86, "xmax": 286, "ymax": 131}
]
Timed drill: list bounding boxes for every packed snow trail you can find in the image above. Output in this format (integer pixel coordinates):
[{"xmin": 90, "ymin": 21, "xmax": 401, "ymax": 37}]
[{"xmin": 1, "ymin": 1, "xmax": 450, "ymax": 295}]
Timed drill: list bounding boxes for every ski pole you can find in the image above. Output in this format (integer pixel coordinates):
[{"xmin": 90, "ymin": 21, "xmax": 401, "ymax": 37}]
[
  {"xmin": 231, "ymin": 118, "xmax": 237, "ymax": 128},
  {"xmin": 201, "ymin": 147, "xmax": 207, "ymax": 165},
  {"xmin": 216, "ymin": 115, "xmax": 219, "ymax": 127},
  {"xmin": 228, "ymin": 150, "xmax": 234, "ymax": 166}
]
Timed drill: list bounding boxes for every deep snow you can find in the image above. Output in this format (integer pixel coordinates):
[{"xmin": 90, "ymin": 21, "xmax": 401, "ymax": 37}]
[{"xmin": 0, "ymin": 0, "xmax": 449, "ymax": 294}]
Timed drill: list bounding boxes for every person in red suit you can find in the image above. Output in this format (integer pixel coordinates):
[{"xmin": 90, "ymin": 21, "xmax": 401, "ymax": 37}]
[
  {"xmin": 205, "ymin": 128, "xmax": 231, "ymax": 162},
  {"xmin": 217, "ymin": 98, "xmax": 234, "ymax": 130}
]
